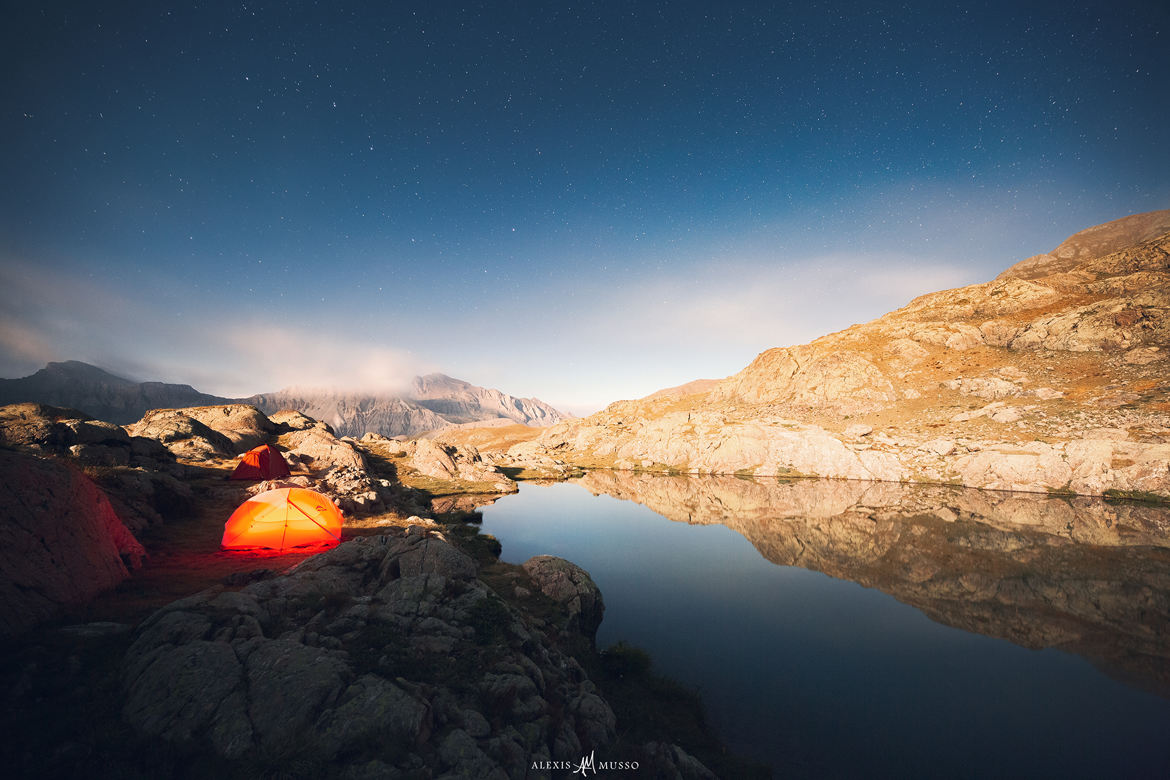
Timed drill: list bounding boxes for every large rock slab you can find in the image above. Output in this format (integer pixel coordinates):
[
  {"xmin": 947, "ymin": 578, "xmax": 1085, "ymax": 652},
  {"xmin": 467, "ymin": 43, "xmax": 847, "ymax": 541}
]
[
  {"xmin": 284, "ymin": 426, "xmax": 366, "ymax": 472},
  {"xmin": 403, "ymin": 438, "xmax": 517, "ymax": 491},
  {"xmin": 125, "ymin": 408, "xmax": 235, "ymax": 460},
  {"xmin": 0, "ymin": 402, "xmax": 177, "ymax": 470},
  {"xmin": 522, "ymin": 555, "xmax": 605, "ymax": 640},
  {"xmin": 179, "ymin": 405, "xmax": 277, "ymax": 453},
  {"xmin": 121, "ymin": 529, "xmax": 629, "ymax": 776},
  {"xmin": 0, "ymin": 449, "xmax": 144, "ymax": 637}
]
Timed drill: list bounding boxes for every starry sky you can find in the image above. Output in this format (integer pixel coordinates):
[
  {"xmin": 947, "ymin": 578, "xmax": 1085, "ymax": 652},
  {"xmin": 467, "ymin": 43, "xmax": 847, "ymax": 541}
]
[{"xmin": 1, "ymin": 1, "xmax": 1167, "ymax": 413}]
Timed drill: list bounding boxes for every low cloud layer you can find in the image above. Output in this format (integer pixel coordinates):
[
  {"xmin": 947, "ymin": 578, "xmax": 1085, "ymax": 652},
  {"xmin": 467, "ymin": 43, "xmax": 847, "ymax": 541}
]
[
  {"xmin": 0, "ymin": 259, "xmax": 430, "ymax": 396},
  {"xmin": 1, "ymin": 248, "xmax": 979, "ymax": 410}
]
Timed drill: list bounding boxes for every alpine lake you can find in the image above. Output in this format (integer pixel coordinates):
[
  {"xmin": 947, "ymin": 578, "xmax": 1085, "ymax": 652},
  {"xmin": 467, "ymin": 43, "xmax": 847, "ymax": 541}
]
[{"xmin": 468, "ymin": 472, "xmax": 1170, "ymax": 779}]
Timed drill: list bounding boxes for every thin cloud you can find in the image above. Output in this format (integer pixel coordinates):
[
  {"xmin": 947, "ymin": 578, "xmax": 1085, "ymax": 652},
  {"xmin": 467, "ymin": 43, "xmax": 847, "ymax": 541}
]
[
  {"xmin": 0, "ymin": 259, "xmax": 431, "ymax": 394},
  {"xmin": 573, "ymin": 252, "xmax": 979, "ymax": 351}
]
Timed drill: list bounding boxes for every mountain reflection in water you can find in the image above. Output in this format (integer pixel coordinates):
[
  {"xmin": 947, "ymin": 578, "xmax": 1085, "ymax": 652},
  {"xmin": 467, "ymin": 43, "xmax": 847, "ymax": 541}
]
[
  {"xmin": 573, "ymin": 472, "xmax": 1170, "ymax": 698},
  {"xmin": 478, "ymin": 473, "xmax": 1170, "ymax": 777}
]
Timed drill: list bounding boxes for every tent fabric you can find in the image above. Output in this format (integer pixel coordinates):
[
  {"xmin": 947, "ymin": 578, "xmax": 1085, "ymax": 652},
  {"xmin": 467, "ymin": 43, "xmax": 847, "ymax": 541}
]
[
  {"xmin": 221, "ymin": 487, "xmax": 343, "ymax": 551},
  {"xmin": 230, "ymin": 444, "xmax": 292, "ymax": 481}
]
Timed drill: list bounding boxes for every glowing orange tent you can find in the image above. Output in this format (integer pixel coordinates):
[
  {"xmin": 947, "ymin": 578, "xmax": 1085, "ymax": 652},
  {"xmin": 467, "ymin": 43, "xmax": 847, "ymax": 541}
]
[
  {"xmin": 230, "ymin": 444, "xmax": 292, "ymax": 481},
  {"xmin": 221, "ymin": 487, "xmax": 343, "ymax": 551}
]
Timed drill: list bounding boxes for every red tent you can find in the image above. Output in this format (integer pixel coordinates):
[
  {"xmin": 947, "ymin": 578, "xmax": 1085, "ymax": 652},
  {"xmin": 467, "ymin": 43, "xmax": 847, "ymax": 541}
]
[{"xmin": 230, "ymin": 444, "xmax": 292, "ymax": 480}]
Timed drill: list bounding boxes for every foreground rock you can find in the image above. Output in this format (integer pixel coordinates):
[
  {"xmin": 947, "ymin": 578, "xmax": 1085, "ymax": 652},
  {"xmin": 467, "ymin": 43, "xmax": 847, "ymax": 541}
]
[
  {"xmin": 522, "ymin": 556, "xmax": 605, "ymax": 639},
  {"xmin": 516, "ymin": 211, "xmax": 1170, "ymax": 498},
  {"xmin": 121, "ymin": 528, "xmax": 708, "ymax": 776},
  {"xmin": 0, "ymin": 449, "xmax": 144, "ymax": 637}
]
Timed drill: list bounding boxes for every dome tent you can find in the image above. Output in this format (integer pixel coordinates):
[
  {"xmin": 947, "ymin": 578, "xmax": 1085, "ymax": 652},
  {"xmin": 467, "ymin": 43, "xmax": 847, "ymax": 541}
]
[
  {"xmin": 230, "ymin": 444, "xmax": 292, "ymax": 481},
  {"xmin": 222, "ymin": 487, "xmax": 342, "ymax": 551}
]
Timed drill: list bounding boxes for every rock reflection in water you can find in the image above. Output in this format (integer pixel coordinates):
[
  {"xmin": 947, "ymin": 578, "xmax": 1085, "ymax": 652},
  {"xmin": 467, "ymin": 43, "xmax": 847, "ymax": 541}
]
[{"xmin": 574, "ymin": 471, "xmax": 1170, "ymax": 696}]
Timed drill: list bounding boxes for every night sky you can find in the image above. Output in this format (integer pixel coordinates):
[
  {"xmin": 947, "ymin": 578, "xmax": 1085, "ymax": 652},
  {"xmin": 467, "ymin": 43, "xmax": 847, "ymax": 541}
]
[{"xmin": 2, "ymin": 1, "xmax": 1167, "ymax": 412}]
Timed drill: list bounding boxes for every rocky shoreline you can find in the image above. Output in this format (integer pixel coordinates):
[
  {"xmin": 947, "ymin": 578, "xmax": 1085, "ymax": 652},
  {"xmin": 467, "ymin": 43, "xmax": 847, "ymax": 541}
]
[{"xmin": 0, "ymin": 401, "xmax": 739, "ymax": 778}]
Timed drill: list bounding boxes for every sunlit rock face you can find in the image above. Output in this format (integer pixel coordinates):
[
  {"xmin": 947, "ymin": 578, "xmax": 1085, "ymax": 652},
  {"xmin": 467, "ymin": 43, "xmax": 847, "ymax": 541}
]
[
  {"xmin": 0, "ymin": 449, "xmax": 145, "ymax": 637},
  {"xmin": 124, "ymin": 408, "xmax": 236, "ymax": 460},
  {"xmin": 575, "ymin": 471, "xmax": 1170, "ymax": 695},
  {"xmin": 177, "ymin": 405, "xmax": 277, "ymax": 453},
  {"xmin": 996, "ymin": 209, "xmax": 1170, "ymax": 281},
  {"xmin": 523, "ymin": 212, "xmax": 1170, "ymax": 498}
]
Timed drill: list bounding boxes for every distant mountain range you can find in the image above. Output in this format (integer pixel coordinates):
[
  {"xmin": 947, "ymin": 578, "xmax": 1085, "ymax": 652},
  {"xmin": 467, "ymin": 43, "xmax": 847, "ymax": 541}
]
[
  {"xmin": 0, "ymin": 361, "xmax": 225, "ymax": 424},
  {"xmin": 0, "ymin": 361, "xmax": 568, "ymax": 437}
]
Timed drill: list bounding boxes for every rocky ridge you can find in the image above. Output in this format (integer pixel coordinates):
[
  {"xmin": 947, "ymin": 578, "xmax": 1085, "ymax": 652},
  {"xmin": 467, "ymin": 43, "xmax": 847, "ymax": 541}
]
[
  {"xmin": 245, "ymin": 374, "xmax": 567, "ymax": 439},
  {"xmin": 0, "ymin": 361, "xmax": 225, "ymax": 425},
  {"xmin": 409, "ymin": 373, "xmax": 565, "ymax": 427},
  {"xmin": 0, "ymin": 363, "xmax": 567, "ymax": 439},
  {"xmin": 508, "ymin": 211, "xmax": 1170, "ymax": 498}
]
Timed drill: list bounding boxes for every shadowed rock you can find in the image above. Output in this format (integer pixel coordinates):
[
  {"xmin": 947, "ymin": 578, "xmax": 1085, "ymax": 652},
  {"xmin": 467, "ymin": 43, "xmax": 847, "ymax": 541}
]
[
  {"xmin": 120, "ymin": 529, "xmax": 632, "ymax": 775},
  {"xmin": 0, "ymin": 449, "xmax": 145, "ymax": 637}
]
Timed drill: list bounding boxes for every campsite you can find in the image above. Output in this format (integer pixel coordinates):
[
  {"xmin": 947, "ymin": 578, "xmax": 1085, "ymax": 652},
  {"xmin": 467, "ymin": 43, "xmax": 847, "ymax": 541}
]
[{"xmin": 4, "ymin": 1, "xmax": 1170, "ymax": 777}]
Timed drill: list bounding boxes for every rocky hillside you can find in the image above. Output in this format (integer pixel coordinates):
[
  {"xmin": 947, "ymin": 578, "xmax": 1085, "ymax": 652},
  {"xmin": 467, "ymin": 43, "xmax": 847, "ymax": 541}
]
[
  {"xmin": 0, "ymin": 361, "xmax": 567, "ymax": 438},
  {"xmin": 0, "ymin": 361, "xmax": 226, "ymax": 424},
  {"xmin": 515, "ymin": 210, "xmax": 1170, "ymax": 498}
]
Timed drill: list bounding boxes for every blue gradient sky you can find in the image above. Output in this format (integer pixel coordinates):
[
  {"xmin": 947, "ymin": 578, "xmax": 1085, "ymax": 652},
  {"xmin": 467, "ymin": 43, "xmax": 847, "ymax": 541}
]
[{"xmin": 2, "ymin": 1, "xmax": 1167, "ymax": 413}]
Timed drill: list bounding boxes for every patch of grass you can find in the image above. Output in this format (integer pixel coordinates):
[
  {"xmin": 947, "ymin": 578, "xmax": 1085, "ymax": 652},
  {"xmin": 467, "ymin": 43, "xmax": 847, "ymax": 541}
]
[
  {"xmin": 445, "ymin": 523, "xmax": 503, "ymax": 567},
  {"xmin": 1103, "ymin": 489, "xmax": 1170, "ymax": 505},
  {"xmin": 298, "ymin": 589, "xmax": 354, "ymax": 618},
  {"xmin": 589, "ymin": 641, "xmax": 771, "ymax": 780},
  {"xmin": 466, "ymin": 594, "xmax": 513, "ymax": 645}
]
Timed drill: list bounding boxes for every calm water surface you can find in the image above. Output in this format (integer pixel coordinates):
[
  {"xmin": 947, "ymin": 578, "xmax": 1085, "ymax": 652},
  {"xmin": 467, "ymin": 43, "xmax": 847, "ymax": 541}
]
[{"xmin": 477, "ymin": 475, "xmax": 1170, "ymax": 779}]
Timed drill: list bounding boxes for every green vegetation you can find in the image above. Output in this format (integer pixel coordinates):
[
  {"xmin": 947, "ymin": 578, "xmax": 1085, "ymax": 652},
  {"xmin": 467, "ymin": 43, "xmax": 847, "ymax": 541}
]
[
  {"xmin": 588, "ymin": 641, "xmax": 771, "ymax": 780},
  {"xmin": 466, "ymin": 594, "xmax": 513, "ymax": 645},
  {"xmin": 1103, "ymin": 488, "xmax": 1170, "ymax": 505}
]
